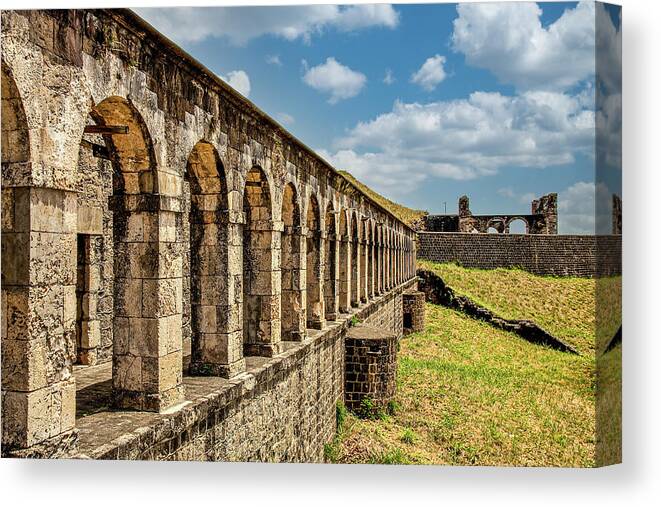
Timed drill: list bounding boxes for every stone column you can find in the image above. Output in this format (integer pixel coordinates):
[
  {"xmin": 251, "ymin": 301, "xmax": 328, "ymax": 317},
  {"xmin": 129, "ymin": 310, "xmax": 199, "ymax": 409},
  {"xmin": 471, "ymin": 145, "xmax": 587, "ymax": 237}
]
[
  {"xmin": 351, "ymin": 238, "xmax": 363, "ymax": 307},
  {"xmin": 306, "ymin": 228, "xmax": 325, "ymax": 329},
  {"xmin": 281, "ymin": 224, "xmax": 306, "ymax": 341},
  {"xmin": 360, "ymin": 229, "xmax": 368, "ymax": 304},
  {"xmin": 324, "ymin": 230, "xmax": 339, "ymax": 321},
  {"xmin": 75, "ymin": 234, "xmax": 102, "ymax": 365},
  {"xmin": 242, "ymin": 219, "xmax": 282, "ymax": 357},
  {"xmin": 2, "ymin": 186, "xmax": 77, "ymax": 453},
  {"xmin": 339, "ymin": 234, "xmax": 351, "ymax": 313},
  {"xmin": 111, "ymin": 194, "xmax": 184, "ymax": 412},
  {"xmin": 189, "ymin": 207, "xmax": 245, "ymax": 378},
  {"xmin": 375, "ymin": 229, "xmax": 382, "ymax": 295}
]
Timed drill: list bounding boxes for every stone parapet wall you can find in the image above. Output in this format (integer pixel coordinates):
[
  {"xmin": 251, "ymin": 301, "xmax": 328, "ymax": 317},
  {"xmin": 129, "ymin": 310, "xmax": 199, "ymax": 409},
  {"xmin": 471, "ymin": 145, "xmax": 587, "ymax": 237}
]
[{"xmin": 418, "ymin": 233, "xmax": 622, "ymax": 277}]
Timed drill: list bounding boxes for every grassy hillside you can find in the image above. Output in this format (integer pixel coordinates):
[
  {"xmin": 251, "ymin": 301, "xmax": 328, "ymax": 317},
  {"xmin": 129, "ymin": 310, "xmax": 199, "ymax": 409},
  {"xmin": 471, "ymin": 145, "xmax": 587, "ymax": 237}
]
[
  {"xmin": 339, "ymin": 170, "xmax": 427, "ymax": 228},
  {"xmin": 327, "ymin": 303, "xmax": 596, "ymax": 467},
  {"xmin": 418, "ymin": 260, "xmax": 622, "ymax": 356}
]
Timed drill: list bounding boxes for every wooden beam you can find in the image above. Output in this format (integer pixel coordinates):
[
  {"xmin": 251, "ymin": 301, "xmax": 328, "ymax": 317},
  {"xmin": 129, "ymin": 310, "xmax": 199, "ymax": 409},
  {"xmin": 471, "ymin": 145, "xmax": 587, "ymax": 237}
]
[{"xmin": 84, "ymin": 125, "xmax": 128, "ymax": 135}]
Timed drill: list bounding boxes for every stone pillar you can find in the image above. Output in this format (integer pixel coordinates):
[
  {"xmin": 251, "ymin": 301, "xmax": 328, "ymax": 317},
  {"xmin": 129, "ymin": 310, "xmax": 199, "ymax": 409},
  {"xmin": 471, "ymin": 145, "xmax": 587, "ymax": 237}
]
[
  {"xmin": 351, "ymin": 233, "xmax": 361, "ymax": 307},
  {"xmin": 2, "ymin": 187, "xmax": 77, "ymax": 453},
  {"xmin": 324, "ymin": 230, "xmax": 339, "ymax": 321},
  {"xmin": 344, "ymin": 325, "xmax": 398, "ymax": 416},
  {"xmin": 243, "ymin": 219, "xmax": 282, "ymax": 357},
  {"xmin": 189, "ymin": 208, "xmax": 245, "ymax": 378},
  {"xmin": 339, "ymin": 234, "xmax": 352, "ymax": 313},
  {"xmin": 367, "ymin": 231, "xmax": 375, "ymax": 298},
  {"xmin": 111, "ymin": 194, "xmax": 184, "ymax": 412},
  {"xmin": 306, "ymin": 228, "xmax": 325, "ymax": 329},
  {"xmin": 384, "ymin": 239, "xmax": 390, "ymax": 291},
  {"xmin": 281, "ymin": 224, "xmax": 306, "ymax": 340},
  {"xmin": 376, "ymin": 230, "xmax": 383, "ymax": 295},
  {"xmin": 403, "ymin": 291, "xmax": 425, "ymax": 335},
  {"xmin": 360, "ymin": 231, "xmax": 368, "ymax": 304},
  {"xmin": 75, "ymin": 234, "xmax": 102, "ymax": 365}
]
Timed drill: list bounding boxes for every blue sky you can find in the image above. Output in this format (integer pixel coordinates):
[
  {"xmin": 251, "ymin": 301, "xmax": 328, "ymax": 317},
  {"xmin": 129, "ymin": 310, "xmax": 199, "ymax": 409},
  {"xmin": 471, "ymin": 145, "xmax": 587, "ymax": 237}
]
[{"xmin": 137, "ymin": 2, "xmax": 621, "ymax": 234}]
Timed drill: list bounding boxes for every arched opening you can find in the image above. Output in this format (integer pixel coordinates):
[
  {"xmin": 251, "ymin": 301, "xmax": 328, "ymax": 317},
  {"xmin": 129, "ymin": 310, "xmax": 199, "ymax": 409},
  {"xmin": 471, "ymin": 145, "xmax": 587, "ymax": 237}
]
[
  {"xmin": 281, "ymin": 183, "xmax": 305, "ymax": 341},
  {"xmin": 338, "ymin": 210, "xmax": 351, "ymax": 313},
  {"xmin": 508, "ymin": 218, "xmax": 528, "ymax": 234},
  {"xmin": 350, "ymin": 213, "xmax": 360, "ymax": 307},
  {"xmin": 243, "ymin": 166, "xmax": 279, "ymax": 356},
  {"xmin": 306, "ymin": 194, "xmax": 324, "ymax": 329},
  {"xmin": 486, "ymin": 219, "xmax": 505, "ymax": 234},
  {"xmin": 324, "ymin": 203, "xmax": 338, "ymax": 321},
  {"xmin": 185, "ymin": 141, "xmax": 232, "ymax": 375},
  {"xmin": 91, "ymin": 95, "xmax": 183, "ymax": 412}
]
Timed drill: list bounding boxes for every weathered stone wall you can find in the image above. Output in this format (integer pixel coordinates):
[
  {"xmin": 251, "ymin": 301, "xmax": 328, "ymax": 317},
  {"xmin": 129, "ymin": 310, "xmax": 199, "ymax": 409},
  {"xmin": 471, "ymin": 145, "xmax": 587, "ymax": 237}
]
[
  {"xmin": 344, "ymin": 325, "xmax": 397, "ymax": 415},
  {"xmin": 1, "ymin": 8, "xmax": 418, "ymax": 455},
  {"xmin": 61, "ymin": 278, "xmax": 417, "ymax": 461},
  {"xmin": 402, "ymin": 290, "xmax": 425, "ymax": 335},
  {"xmin": 418, "ymin": 232, "xmax": 622, "ymax": 277}
]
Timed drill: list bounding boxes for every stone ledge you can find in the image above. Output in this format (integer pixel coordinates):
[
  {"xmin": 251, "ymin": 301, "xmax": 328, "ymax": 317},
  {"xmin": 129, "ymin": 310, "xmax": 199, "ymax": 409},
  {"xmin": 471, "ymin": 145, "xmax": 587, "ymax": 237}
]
[{"xmin": 66, "ymin": 278, "xmax": 417, "ymax": 460}]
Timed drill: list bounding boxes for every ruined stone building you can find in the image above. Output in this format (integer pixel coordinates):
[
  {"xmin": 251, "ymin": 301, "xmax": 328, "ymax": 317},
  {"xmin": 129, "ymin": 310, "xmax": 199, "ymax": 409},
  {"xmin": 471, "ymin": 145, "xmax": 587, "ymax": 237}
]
[
  {"xmin": 1, "ymin": 10, "xmax": 418, "ymax": 459},
  {"xmin": 424, "ymin": 193, "xmax": 558, "ymax": 234}
]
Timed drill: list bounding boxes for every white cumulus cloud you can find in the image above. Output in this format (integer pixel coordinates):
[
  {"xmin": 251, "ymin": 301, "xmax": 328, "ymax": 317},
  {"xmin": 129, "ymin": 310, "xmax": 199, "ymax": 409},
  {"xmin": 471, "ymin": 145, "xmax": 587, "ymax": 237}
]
[
  {"xmin": 320, "ymin": 89, "xmax": 594, "ymax": 199},
  {"xmin": 302, "ymin": 58, "xmax": 367, "ymax": 104},
  {"xmin": 136, "ymin": 5, "xmax": 399, "ymax": 46},
  {"xmin": 411, "ymin": 55, "xmax": 447, "ymax": 91},
  {"xmin": 452, "ymin": 1, "xmax": 595, "ymax": 91},
  {"xmin": 218, "ymin": 70, "xmax": 251, "ymax": 97}
]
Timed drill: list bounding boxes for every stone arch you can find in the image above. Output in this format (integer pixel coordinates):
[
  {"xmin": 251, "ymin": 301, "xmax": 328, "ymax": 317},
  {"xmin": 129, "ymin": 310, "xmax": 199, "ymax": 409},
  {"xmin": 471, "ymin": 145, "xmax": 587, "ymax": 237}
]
[
  {"xmin": 350, "ymin": 212, "xmax": 360, "ymax": 307},
  {"xmin": 507, "ymin": 217, "xmax": 529, "ymax": 234},
  {"xmin": 324, "ymin": 202, "xmax": 339, "ymax": 321},
  {"xmin": 90, "ymin": 96, "xmax": 157, "ymax": 195},
  {"xmin": 85, "ymin": 93, "xmax": 185, "ymax": 412},
  {"xmin": 281, "ymin": 182, "xmax": 305, "ymax": 341},
  {"xmin": 186, "ymin": 141, "xmax": 240, "ymax": 376},
  {"xmin": 242, "ymin": 166, "xmax": 280, "ymax": 357},
  {"xmin": 306, "ymin": 193, "xmax": 324, "ymax": 329},
  {"xmin": 1, "ymin": 61, "xmax": 30, "ymax": 172}
]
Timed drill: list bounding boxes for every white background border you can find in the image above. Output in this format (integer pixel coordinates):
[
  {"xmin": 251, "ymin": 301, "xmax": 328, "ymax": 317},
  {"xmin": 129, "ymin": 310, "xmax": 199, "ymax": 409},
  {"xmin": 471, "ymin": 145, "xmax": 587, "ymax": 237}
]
[{"xmin": 1, "ymin": 0, "xmax": 658, "ymax": 505}]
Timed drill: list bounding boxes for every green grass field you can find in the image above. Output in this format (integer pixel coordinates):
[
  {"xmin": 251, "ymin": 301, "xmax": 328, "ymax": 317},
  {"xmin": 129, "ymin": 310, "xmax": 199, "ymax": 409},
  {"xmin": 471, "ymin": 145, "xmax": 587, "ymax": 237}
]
[
  {"xmin": 327, "ymin": 304, "xmax": 596, "ymax": 467},
  {"xmin": 418, "ymin": 260, "xmax": 622, "ymax": 356},
  {"xmin": 325, "ymin": 262, "xmax": 623, "ymax": 467}
]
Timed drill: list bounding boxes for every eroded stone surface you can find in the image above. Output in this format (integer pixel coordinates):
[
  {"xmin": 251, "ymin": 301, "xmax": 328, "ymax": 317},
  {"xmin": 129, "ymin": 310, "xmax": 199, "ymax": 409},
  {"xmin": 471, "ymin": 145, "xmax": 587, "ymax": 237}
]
[{"xmin": 1, "ymin": 9, "xmax": 417, "ymax": 457}]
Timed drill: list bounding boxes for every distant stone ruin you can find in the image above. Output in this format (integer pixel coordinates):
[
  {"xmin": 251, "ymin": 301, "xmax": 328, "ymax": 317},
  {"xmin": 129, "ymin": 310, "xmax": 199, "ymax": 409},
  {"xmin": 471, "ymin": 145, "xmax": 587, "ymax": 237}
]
[{"xmin": 423, "ymin": 193, "xmax": 558, "ymax": 234}]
